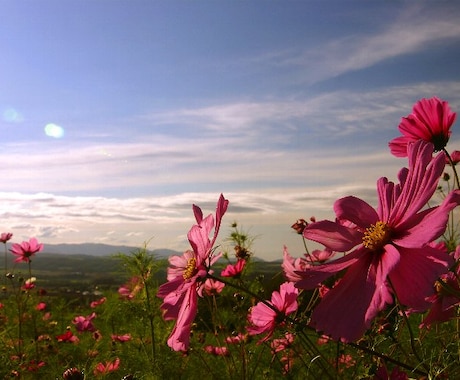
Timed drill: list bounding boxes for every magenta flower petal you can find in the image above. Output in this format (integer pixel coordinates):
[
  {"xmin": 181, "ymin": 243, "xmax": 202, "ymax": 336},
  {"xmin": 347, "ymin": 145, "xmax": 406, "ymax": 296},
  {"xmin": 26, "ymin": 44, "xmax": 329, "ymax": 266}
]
[
  {"xmin": 303, "ymin": 220, "xmax": 362, "ymax": 252},
  {"xmin": 334, "ymin": 196, "xmax": 378, "ymax": 228},
  {"xmin": 388, "ymin": 245, "xmax": 453, "ymax": 311},
  {"xmin": 295, "ymin": 248, "xmax": 364, "ymax": 289}
]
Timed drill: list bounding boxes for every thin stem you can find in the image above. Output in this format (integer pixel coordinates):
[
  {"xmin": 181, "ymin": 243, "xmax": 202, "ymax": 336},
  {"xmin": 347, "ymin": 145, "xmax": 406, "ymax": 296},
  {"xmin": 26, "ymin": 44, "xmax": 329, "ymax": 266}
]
[
  {"xmin": 387, "ymin": 278, "xmax": 429, "ymax": 373},
  {"xmin": 443, "ymin": 148, "xmax": 460, "ymax": 190},
  {"xmin": 348, "ymin": 342, "xmax": 428, "ymax": 377}
]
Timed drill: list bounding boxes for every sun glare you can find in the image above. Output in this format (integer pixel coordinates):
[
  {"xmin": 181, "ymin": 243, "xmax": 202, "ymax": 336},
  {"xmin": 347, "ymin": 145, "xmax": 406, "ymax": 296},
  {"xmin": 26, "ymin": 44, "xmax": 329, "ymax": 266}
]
[{"xmin": 44, "ymin": 123, "xmax": 65, "ymax": 138}]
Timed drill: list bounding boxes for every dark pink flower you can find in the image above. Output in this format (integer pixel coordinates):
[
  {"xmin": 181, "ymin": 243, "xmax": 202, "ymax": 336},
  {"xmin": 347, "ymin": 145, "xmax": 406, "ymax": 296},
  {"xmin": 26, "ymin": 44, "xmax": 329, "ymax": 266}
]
[
  {"xmin": 419, "ymin": 267, "xmax": 460, "ymax": 329},
  {"xmin": 72, "ymin": 312, "xmax": 96, "ymax": 332},
  {"xmin": 35, "ymin": 302, "xmax": 46, "ymax": 311},
  {"xmin": 56, "ymin": 330, "xmax": 79, "ymax": 344},
  {"xmin": 389, "ymin": 97, "xmax": 456, "ymax": 157},
  {"xmin": 0, "ymin": 232, "xmax": 12, "ymax": 243},
  {"xmin": 93, "ymin": 357, "xmax": 120, "ymax": 376},
  {"xmin": 111, "ymin": 333, "xmax": 131, "ymax": 342},
  {"xmin": 10, "ymin": 237, "xmax": 43, "ymax": 263},
  {"xmin": 90, "ymin": 297, "xmax": 107, "ymax": 308},
  {"xmin": 446, "ymin": 150, "xmax": 460, "ymax": 165},
  {"xmin": 247, "ymin": 282, "xmax": 298, "ymax": 342},
  {"xmin": 157, "ymin": 194, "xmax": 229, "ymax": 352},
  {"xmin": 221, "ymin": 259, "xmax": 246, "ymax": 277},
  {"xmin": 297, "ymin": 141, "xmax": 460, "ymax": 342}
]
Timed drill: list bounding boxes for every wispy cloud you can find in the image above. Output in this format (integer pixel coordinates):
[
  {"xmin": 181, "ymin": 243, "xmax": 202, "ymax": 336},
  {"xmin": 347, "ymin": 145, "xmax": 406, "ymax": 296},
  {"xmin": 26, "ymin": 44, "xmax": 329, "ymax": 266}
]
[{"xmin": 249, "ymin": 3, "xmax": 460, "ymax": 84}]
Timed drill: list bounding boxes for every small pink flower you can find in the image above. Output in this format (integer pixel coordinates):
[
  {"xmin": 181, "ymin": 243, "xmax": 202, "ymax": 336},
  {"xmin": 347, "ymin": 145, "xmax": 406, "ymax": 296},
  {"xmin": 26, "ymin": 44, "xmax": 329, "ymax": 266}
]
[
  {"xmin": 118, "ymin": 277, "xmax": 143, "ymax": 300},
  {"xmin": 247, "ymin": 282, "xmax": 298, "ymax": 342},
  {"xmin": 446, "ymin": 150, "xmax": 460, "ymax": 165},
  {"xmin": 389, "ymin": 97, "xmax": 456, "ymax": 157},
  {"xmin": 93, "ymin": 357, "xmax": 120, "ymax": 376},
  {"xmin": 0, "ymin": 232, "xmax": 12, "ymax": 243},
  {"xmin": 203, "ymin": 278, "xmax": 225, "ymax": 296},
  {"xmin": 225, "ymin": 333, "xmax": 247, "ymax": 344},
  {"xmin": 90, "ymin": 297, "xmax": 107, "ymax": 308},
  {"xmin": 56, "ymin": 330, "xmax": 79, "ymax": 344},
  {"xmin": 35, "ymin": 302, "xmax": 46, "ymax": 311},
  {"xmin": 72, "ymin": 312, "xmax": 96, "ymax": 332},
  {"xmin": 111, "ymin": 333, "xmax": 131, "ymax": 342},
  {"xmin": 282, "ymin": 246, "xmax": 310, "ymax": 282},
  {"xmin": 271, "ymin": 332, "xmax": 295, "ymax": 353},
  {"xmin": 221, "ymin": 259, "xmax": 246, "ymax": 277},
  {"xmin": 22, "ymin": 277, "xmax": 36, "ymax": 290},
  {"xmin": 204, "ymin": 345, "xmax": 229, "ymax": 356}
]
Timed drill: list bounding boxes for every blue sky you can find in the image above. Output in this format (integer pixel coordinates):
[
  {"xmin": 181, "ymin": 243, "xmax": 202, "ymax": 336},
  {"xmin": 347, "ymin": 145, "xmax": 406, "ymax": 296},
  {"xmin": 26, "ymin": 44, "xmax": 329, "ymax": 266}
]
[{"xmin": 0, "ymin": 1, "xmax": 460, "ymax": 260}]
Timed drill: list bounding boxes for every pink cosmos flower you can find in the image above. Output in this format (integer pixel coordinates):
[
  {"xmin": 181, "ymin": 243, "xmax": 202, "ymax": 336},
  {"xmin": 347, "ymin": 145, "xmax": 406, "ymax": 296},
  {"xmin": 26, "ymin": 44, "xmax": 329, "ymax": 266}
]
[
  {"xmin": 118, "ymin": 276, "xmax": 143, "ymax": 300},
  {"xmin": 111, "ymin": 333, "xmax": 132, "ymax": 342},
  {"xmin": 56, "ymin": 330, "xmax": 80, "ymax": 344},
  {"xmin": 22, "ymin": 277, "xmax": 36, "ymax": 290},
  {"xmin": 225, "ymin": 332, "xmax": 247, "ymax": 344},
  {"xmin": 297, "ymin": 141, "xmax": 460, "ymax": 342},
  {"xmin": 446, "ymin": 150, "xmax": 460, "ymax": 165},
  {"xmin": 93, "ymin": 357, "xmax": 120, "ymax": 376},
  {"xmin": 389, "ymin": 97, "xmax": 456, "ymax": 157},
  {"xmin": 221, "ymin": 258, "xmax": 246, "ymax": 277},
  {"xmin": 10, "ymin": 237, "xmax": 43, "ymax": 263},
  {"xmin": 247, "ymin": 282, "xmax": 298, "ymax": 342},
  {"xmin": 282, "ymin": 246, "xmax": 335, "ymax": 282},
  {"xmin": 157, "ymin": 194, "xmax": 229, "ymax": 352},
  {"xmin": 72, "ymin": 312, "xmax": 96, "ymax": 332},
  {"xmin": 203, "ymin": 277, "xmax": 225, "ymax": 296},
  {"xmin": 271, "ymin": 332, "xmax": 295, "ymax": 353},
  {"xmin": 204, "ymin": 345, "xmax": 230, "ymax": 356},
  {"xmin": 90, "ymin": 297, "xmax": 107, "ymax": 308},
  {"xmin": 419, "ymin": 247, "xmax": 460, "ymax": 329},
  {"xmin": 0, "ymin": 232, "xmax": 12, "ymax": 243},
  {"xmin": 35, "ymin": 302, "xmax": 46, "ymax": 311}
]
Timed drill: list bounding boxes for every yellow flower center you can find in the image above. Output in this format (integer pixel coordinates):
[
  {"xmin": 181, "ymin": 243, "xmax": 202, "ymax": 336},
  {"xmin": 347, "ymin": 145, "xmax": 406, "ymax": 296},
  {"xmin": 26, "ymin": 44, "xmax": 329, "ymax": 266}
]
[
  {"xmin": 362, "ymin": 221, "xmax": 392, "ymax": 251},
  {"xmin": 183, "ymin": 257, "xmax": 197, "ymax": 280}
]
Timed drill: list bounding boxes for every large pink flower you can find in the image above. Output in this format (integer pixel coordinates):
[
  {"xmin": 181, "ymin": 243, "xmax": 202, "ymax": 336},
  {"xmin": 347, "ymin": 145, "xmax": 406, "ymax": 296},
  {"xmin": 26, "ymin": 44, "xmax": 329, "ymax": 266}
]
[
  {"xmin": 389, "ymin": 97, "xmax": 456, "ymax": 157},
  {"xmin": 297, "ymin": 141, "xmax": 460, "ymax": 342},
  {"xmin": 247, "ymin": 282, "xmax": 298, "ymax": 342},
  {"xmin": 157, "ymin": 194, "xmax": 229, "ymax": 352},
  {"xmin": 10, "ymin": 237, "xmax": 43, "ymax": 263}
]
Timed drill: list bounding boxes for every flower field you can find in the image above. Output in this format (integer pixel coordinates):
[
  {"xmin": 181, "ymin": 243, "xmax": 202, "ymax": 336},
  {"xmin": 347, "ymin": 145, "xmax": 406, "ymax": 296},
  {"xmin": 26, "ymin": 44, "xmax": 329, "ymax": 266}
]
[{"xmin": 1, "ymin": 97, "xmax": 460, "ymax": 379}]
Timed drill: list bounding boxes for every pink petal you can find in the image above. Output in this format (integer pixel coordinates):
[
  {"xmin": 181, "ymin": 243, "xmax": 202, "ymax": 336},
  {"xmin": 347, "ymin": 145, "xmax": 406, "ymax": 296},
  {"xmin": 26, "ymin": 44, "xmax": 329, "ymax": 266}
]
[
  {"xmin": 166, "ymin": 287, "xmax": 198, "ymax": 352},
  {"xmin": 395, "ymin": 190, "xmax": 460, "ymax": 248},
  {"xmin": 334, "ymin": 196, "xmax": 378, "ymax": 229},
  {"xmin": 309, "ymin": 251, "xmax": 394, "ymax": 342},
  {"xmin": 295, "ymin": 247, "xmax": 365, "ymax": 289},
  {"xmin": 303, "ymin": 220, "xmax": 362, "ymax": 252},
  {"xmin": 388, "ymin": 245, "xmax": 452, "ymax": 311}
]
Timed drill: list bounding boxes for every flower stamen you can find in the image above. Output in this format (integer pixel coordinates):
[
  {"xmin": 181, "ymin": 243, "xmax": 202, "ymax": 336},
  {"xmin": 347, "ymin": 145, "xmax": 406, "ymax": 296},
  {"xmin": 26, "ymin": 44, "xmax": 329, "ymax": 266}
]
[
  {"xmin": 183, "ymin": 257, "xmax": 197, "ymax": 280},
  {"xmin": 362, "ymin": 221, "xmax": 392, "ymax": 251}
]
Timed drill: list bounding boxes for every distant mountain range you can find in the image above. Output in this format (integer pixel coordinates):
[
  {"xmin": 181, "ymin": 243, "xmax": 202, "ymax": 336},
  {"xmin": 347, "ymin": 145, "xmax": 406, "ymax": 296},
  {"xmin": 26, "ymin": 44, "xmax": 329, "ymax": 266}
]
[{"xmin": 41, "ymin": 243, "xmax": 180, "ymax": 258}]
